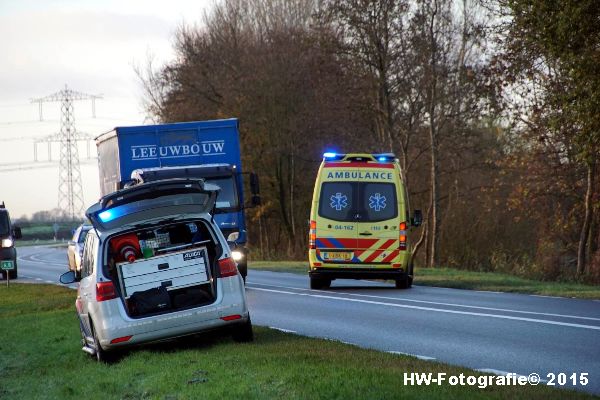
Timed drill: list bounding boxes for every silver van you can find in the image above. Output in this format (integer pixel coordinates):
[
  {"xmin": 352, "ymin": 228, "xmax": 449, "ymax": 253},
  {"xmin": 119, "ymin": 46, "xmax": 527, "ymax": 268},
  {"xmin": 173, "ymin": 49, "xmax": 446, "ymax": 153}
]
[{"xmin": 60, "ymin": 178, "xmax": 252, "ymax": 362}]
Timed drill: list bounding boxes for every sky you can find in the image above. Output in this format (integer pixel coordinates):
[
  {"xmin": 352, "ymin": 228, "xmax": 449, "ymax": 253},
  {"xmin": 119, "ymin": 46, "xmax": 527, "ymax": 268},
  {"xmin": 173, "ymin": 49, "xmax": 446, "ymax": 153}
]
[{"xmin": 0, "ymin": 0, "xmax": 214, "ymax": 219}]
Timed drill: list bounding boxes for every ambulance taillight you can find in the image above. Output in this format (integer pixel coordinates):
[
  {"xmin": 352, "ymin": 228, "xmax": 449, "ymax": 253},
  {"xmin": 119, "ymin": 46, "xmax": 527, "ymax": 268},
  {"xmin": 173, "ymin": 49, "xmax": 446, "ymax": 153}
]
[
  {"xmin": 309, "ymin": 220, "xmax": 317, "ymax": 249},
  {"xmin": 399, "ymin": 222, "xmax": 407, "ymax": 250}
]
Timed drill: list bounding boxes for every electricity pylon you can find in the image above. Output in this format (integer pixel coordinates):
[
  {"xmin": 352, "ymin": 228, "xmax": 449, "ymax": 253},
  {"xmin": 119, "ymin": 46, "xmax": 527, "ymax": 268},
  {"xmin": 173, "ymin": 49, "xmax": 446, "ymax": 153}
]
[{"xmin": 31, "ymin": 85, "xmax": 102, "ymax": 220}]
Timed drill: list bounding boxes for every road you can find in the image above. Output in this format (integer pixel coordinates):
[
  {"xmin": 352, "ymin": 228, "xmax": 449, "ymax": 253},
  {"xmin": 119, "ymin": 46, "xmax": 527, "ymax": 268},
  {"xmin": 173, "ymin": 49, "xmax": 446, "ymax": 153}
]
[{"xmin": 11, "ymin": 245, "xmax": 600, "ymax": 395}]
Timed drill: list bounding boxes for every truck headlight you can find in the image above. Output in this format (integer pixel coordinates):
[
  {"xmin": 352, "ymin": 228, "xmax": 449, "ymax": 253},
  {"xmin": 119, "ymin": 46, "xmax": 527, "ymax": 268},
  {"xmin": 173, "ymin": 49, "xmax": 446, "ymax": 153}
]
[
  {"xmin": 231, "ymin": 250, "xmax": 244, "ymax": 261},
  {"xmin": 1, "ymin": 238, "xmax": 14, "ymax": 248},
  {"xmin": 227, "ymin": 232, "xmax": 240, "ymax": 242}
]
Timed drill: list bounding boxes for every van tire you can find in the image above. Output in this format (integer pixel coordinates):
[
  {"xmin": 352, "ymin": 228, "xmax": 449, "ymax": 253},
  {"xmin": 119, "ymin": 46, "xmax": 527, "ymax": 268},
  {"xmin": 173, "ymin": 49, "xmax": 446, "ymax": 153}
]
[
  {"xmin": 91, "ymin": 322, "xmax": 117, "ymax": 363},
  {"xmin": 232, "ymin": 316, "xmax": 254, "ymax": 342}
]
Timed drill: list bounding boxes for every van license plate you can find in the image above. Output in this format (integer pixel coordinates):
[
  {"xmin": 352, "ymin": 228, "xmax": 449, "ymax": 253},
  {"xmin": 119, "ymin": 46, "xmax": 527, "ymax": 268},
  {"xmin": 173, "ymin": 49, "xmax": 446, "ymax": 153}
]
[{"xmin": 322, "ymin": 252, "xmax": 352, "ymax": 261}]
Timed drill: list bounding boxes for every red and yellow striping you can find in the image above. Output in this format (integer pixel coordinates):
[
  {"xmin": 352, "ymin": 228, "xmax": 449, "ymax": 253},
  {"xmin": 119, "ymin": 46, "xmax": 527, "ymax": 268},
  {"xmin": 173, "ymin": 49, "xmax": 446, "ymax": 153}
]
[{"xmin": 316, "ymin": 237, "xmax": 403, "ymax": 264}]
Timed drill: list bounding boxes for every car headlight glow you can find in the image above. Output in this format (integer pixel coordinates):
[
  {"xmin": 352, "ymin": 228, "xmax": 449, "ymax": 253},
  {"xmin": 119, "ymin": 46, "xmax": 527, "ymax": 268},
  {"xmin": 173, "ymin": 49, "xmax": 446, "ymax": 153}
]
[
  {"xmin": 1, "ymin": 238, "xmax": 14, "ymax": 248},
  {"xmin": 231, "ymin": 250, "xmax": 243, "ymax": 261}
]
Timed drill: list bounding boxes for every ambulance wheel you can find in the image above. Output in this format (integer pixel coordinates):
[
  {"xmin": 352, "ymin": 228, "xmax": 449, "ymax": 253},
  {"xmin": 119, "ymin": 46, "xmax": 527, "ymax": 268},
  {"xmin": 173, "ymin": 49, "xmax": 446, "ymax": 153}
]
[
  {"xmin": 310, "ymin": 276, "xmax": 330, "ymax": 290},
  {"xmin": 395, "ymin": 278, "xmax": 410, "ymax": 289}
]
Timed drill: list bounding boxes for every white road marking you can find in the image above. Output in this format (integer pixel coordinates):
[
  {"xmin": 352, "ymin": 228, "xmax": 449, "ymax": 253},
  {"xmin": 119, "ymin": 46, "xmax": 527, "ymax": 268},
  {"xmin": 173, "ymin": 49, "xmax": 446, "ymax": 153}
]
[
  {"xmin": 18, "ymin": 253, "xmax": 66, "ymax": 268},
  {"xmin": 474, "ymin": 290, "xmax": 503, "ymax": 294},
  {"xmin": 388, "ymin": 351, "xmax": 436, "ymax": 361},
  {"xmin": 250, "ymin": 283, "xmax": 600, "ymax": 322},
  {"xmin": 269, "ymin": 326, "xmax": 297, "ymax": 334},
  {"xmin": 249, "ymin": 287, "xmax": 600, "ymax": 331},
  {"xmin": 530, "ymin": 294, "xmax": 563, "ymax": 299}
]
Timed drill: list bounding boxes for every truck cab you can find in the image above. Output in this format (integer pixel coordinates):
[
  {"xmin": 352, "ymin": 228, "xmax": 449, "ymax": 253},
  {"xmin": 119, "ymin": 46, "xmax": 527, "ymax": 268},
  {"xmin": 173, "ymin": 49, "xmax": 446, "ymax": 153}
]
[{"xmin": 0, "ymin": 202, "xmax": 22, "ymax": 280}]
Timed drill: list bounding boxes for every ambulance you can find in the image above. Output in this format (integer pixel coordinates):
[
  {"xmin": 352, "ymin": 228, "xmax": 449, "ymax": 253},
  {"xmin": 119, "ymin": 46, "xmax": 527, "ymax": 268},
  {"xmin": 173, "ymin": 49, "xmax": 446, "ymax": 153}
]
[{"xmin": 308, "ymin": 153, "xmax": 422, "ymax": 289}]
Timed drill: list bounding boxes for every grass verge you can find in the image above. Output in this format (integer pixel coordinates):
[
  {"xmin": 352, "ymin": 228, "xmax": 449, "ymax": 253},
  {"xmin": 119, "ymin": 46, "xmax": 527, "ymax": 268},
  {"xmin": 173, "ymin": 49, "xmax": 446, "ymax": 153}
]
[
  {"xmin": 1, "ymin": 284, "xmax": 593, "ymax": 399},
  {"xmin": 249, "ymin": 261, "xmax": 600, "ymax": 299}
]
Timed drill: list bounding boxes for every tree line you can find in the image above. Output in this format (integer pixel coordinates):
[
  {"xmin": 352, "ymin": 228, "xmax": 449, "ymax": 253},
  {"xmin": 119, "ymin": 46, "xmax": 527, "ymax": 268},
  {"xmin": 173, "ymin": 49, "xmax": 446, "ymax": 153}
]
[{"xmin": 138, "ymin": 0, "xmax": 599, "ymax": 283}]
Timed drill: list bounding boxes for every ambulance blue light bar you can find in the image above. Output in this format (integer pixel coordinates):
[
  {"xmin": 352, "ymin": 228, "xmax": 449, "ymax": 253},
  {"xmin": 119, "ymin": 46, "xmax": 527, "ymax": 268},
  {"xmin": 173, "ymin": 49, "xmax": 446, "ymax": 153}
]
[
  {"xmin": 373, "ymin": 153, "xmax": 396, "ymax": 162},
  {"xmin": 323, "ymin": 152, "xmax": 345, "ymax": 160}
]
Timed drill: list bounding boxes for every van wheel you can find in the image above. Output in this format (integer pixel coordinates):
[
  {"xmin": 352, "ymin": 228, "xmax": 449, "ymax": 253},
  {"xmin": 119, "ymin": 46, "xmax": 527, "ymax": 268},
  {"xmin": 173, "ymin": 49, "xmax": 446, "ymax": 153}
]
[
  {"xmin": 8, "ymin": 260, "xmax": 17, "ymax": 279},
  {"xmin": 91, "ymin": 323, "xmax": 117, "ymax": 363},
  {"xmin": 232, "ymin": 316, "xmax": 254, "ymax": 342}
]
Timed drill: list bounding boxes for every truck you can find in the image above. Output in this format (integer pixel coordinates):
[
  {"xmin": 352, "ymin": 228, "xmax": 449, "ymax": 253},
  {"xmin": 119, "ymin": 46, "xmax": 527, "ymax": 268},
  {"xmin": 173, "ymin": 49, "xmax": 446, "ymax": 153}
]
[{"xmin": 95, "ymin": 118, "xmax": 259, "ymax": 281}]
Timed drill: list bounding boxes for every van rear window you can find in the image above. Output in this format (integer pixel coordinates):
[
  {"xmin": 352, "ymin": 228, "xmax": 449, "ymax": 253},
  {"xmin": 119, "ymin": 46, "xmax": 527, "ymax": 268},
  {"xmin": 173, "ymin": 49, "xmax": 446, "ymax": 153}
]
[{"xmin": 318, "ymin": 182, "xmax": 397, "ymax": 222}]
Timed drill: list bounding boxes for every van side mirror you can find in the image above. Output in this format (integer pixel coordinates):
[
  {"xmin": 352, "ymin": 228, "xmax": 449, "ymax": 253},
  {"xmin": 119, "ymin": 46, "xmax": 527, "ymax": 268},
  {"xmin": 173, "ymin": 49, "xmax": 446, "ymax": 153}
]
[
  {"xmin": 59, "ymin": 270, "xmax": 78, "ymax": 284},
  {"xmin": 250, "ymin": 173, "xmax": 260, "ymax": 195},
  {"xmin": 251, "ymin": 195, "xmax": 261, "ymax": 207},
  {"xmin": 13, "ymin": 226, "xmax": 22, "ymax": 239},
  {"xmin": 411, "ymin": 210, "xmax": 422, "ymax": 227}
]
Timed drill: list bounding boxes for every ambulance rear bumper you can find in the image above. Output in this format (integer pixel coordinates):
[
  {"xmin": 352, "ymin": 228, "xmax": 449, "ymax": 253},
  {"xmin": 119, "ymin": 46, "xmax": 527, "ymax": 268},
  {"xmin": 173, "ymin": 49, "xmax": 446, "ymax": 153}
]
[{"xmin": 309, "ymin": 267, "xmax": 408, "ymax": 280}]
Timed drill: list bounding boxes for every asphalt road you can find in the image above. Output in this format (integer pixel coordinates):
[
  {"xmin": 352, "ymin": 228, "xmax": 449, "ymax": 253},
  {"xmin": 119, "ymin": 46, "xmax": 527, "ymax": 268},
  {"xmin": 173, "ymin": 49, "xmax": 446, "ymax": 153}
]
[{"xmin": 11, "ymin": 245, "xmax": 600, "ymax": 395}]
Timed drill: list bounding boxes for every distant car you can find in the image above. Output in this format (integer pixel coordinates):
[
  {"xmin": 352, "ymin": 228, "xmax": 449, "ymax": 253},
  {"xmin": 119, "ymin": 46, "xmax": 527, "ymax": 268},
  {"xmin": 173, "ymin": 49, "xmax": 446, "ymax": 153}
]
[
  {"xmin": 67, "ymin": 224, "xmax": 92, "ymax": 278},
  {"xmin": 0, "ymin": 202, "xmax": 22, "ymax": 280},
  {"xmin": 60, "ymin": 178, "xmax": 252, "ymax": 362}
]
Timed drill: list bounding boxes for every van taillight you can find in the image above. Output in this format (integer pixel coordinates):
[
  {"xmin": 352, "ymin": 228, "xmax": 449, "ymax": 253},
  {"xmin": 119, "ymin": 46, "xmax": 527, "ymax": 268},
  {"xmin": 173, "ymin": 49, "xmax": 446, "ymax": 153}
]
[
  {"xmin": 399, "ymin": 222, "xmax": 407, "ymax": 250},
  {"xmin": 309, "ymin": 220, "xmax": 317, "ymax": 249},
  {"xmin": 96, "ymin": 282, "xmax": 117, "ymax": 302},
  {"xmin": 218, "ymin": 257, "xmax": 239, "ymax": 278}
]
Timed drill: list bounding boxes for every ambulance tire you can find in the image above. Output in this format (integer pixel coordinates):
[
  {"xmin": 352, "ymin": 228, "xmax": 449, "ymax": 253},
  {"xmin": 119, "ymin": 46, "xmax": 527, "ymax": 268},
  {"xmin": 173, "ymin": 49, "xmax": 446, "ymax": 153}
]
[
  {"xmin": 395, "ymin": 278, "xmax": 410, "ymax": 289},
  {"xmin": 310, "ymin": 276, "xmax": 331, "ymax": 290}
]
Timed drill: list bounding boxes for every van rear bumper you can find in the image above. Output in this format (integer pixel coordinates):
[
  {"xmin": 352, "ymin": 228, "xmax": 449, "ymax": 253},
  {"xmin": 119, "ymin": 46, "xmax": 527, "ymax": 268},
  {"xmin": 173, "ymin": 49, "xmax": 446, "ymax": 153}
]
[{"xmin": 309, "ymin": 267, "xmax": 408, "ymax": 280}]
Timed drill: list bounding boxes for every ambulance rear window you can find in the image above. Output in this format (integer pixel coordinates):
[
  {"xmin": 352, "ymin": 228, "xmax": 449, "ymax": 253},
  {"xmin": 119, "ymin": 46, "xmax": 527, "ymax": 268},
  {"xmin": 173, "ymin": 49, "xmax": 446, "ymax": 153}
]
[
  {"xmin": 318, "ymin": 182, "xmax": 355, "ymax": 221},
  {"xmin": 361, "ymin": 183, "xmax": 397, "ymax": 222},
  {"xmin": 318, "ymin": 182, "xmax": 398, "ymax": 222}
]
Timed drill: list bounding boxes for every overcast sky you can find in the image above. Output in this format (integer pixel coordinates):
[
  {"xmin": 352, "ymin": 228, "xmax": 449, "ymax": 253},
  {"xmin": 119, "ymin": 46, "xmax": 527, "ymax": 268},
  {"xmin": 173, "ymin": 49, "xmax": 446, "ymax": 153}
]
[{"xmin": 0, "ymin": 0, "xmax": 213, "ymax": 219}]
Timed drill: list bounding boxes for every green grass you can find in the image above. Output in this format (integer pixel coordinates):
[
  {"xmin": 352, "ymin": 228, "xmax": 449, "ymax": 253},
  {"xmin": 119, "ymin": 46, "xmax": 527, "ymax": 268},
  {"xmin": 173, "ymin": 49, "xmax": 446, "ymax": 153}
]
[
  {"xmin": 1, "ymin": 284, "xmax": 593, "ymax": 399},
  {"xmin": 415, "ymin": 267, "xmax": 600, "ymax": 299},
  {"xmin": 249, "ymin": 261, "xmax": 600, "ymax": 299}
]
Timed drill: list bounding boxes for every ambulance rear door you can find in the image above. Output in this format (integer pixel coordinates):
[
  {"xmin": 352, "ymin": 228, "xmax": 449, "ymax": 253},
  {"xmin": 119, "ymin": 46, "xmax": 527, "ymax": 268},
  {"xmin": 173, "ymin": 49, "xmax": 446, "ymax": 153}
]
[
  {"xmin": 315, "ymin": 177, "xmax": 358, "ymax": 264},
  {"xmin": 354, "ymin": 166, "xmax": 401, "ymax": 265}
]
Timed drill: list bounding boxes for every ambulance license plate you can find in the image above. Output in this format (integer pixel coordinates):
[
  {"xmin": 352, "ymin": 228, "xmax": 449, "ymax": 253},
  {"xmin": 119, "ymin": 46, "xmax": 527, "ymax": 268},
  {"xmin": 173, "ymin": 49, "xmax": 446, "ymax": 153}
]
[{"xmin": 322, "ymin": 251, "xmax": 352, "ymax": 261}]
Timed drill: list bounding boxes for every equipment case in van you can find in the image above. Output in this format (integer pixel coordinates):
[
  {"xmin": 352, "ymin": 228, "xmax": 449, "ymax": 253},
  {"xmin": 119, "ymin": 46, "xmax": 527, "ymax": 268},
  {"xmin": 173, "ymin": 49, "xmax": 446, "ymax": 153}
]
[{"xmin": 118, "ymin": 247, "xmax": 209, "ymax": 299}]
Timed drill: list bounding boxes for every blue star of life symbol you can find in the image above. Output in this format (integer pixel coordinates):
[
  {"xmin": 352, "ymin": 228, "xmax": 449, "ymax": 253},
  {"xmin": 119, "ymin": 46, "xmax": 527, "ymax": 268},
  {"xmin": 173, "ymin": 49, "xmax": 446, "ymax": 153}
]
[
  {"xmin": 369, "ymin": 193, "xmax": 386, "ymax": 212},
  {"xmin": 330, "ymin": 192, "xmax": 348, "ymax": 211}
]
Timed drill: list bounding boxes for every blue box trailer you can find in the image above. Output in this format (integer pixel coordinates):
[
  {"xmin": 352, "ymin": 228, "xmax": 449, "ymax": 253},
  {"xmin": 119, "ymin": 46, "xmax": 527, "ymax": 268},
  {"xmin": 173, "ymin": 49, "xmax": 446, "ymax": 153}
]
[{"xmin": 95, "ymin": 118, "xmax": 259, "ymax": 280}]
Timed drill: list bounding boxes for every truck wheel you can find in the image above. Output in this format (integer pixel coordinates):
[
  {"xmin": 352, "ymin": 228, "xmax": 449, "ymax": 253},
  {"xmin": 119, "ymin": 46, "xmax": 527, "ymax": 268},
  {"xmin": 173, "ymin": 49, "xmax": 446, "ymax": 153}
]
[{"xmin": 232, "ymin": 316, "xmax": 254, "ymax": 343}]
